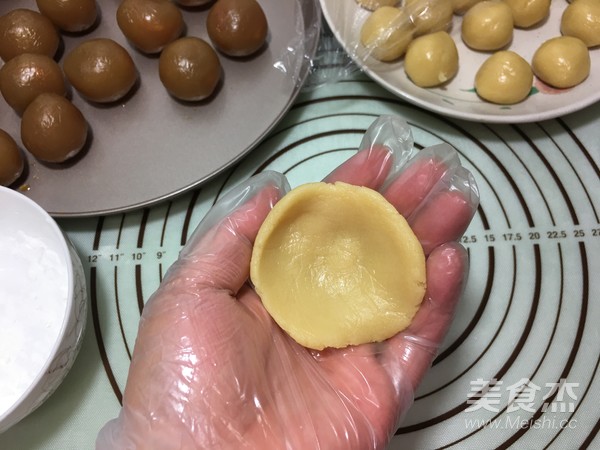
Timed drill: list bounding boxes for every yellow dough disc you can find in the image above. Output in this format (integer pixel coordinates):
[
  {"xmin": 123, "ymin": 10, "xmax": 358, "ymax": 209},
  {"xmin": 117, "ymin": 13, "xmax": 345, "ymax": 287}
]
[{"xmin": 250, "ymin": 181, "xmax": 426, "ymax": 350}]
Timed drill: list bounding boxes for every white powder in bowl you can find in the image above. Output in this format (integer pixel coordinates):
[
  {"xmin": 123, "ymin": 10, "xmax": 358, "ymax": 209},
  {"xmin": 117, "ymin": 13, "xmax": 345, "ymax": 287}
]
[{"xmin": 0, "ymin": 230, "xmax": 68, "ymax": 417}]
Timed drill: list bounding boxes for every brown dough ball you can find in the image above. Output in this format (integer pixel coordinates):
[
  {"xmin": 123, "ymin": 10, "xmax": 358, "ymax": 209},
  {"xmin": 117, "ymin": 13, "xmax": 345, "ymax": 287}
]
[
  {"xmin": 0, "ymin": 129, "xmax": 24, "ymax": 187},
  {"xmin": 35, "ymin": 0, "xmax": 98, "ymax": 32},
  {"xmin": 116, "ymin": 0, "xmax": 184, "ymax": 54},
  {"xmin": 63, "ymin": 38, "xmax": 138, "ymax": 103},
  {"xmin": 461, "ymin": 0, "xmax": 514, "ymax": 51},
  {"xmin": 0, "ymin": 53, "xmax": 66, "ymax": 115},
  {"xmin": 159, "ymin": 37, "xmax": 221, "ymax": 101},
  {"xmin": 207, "ymin": 0, "xmax": 268, "ymax": 57},
  {"xmin": 175, "ymin": 0, "xmax": 214, "ymax": 6},
  {"xmin": 0, "ymin": 9, "xmax": 60, "ymax": 62},
  {"xmin": 21, "ymin": 93, "xmax": 88, "ymax": 163}
]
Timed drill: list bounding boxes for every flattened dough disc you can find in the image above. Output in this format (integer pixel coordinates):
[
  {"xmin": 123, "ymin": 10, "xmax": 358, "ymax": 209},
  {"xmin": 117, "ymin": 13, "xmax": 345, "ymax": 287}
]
[{"xmin": 250, "ymin": 181, "xmax": 426, "ymax": 350}]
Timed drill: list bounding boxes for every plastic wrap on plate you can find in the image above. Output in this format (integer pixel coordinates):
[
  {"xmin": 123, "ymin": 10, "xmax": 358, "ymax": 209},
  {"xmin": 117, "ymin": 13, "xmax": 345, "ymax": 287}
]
[
  {"xmin": 320, "ymin": 0, "xmax": 454, "ymax": 71},
  {"xmin": 273, "ymin": 0, "xmax": 323, "ymax": 89},
  {"xmin": 301, "ymin": 20, "xmax": 363, "ymax": 90},
  {"xmin": 319, "ymin": 0, "xmax": 600, "ymax": 123}
]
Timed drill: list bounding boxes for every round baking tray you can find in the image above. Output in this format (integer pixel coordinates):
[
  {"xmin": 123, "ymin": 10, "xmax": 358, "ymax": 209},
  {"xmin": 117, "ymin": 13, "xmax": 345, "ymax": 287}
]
[{"xmin": 0, "ymin": 0, "xmax": 320, "ymax": 217}]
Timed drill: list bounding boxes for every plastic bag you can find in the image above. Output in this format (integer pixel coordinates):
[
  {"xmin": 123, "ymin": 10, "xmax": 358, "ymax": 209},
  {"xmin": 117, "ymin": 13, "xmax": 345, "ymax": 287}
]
[
  {"xmin": 96, "ymin": 115, "xmax": 479, "ymax": 450},
  {"xmin": 273, "ymin": 0, "xmax": 323, "ymax": 89},
  {"xmin": 319, "ymin": 0, "xmax": 455, "ymax": 73}
]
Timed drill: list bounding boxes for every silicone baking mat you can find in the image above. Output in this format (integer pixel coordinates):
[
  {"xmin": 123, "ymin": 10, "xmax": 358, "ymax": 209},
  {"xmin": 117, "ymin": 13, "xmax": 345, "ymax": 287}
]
[{"xmin": 1, "ymin": 40, "xmax": 599, "ymax": 450}]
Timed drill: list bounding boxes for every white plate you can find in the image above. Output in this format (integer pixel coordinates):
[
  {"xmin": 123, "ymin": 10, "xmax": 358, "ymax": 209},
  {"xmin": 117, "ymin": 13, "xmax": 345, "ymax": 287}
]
[
  {"xmin": 0, "ymin": 0, "xmax": 319, "ymax": 217},
  {"xmin": 320, "ymin": 0, "xmax": 600, "ymax": 123}
]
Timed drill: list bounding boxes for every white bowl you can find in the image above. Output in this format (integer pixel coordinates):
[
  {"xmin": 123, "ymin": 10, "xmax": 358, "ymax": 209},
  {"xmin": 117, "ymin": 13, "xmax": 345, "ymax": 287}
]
[{"xmin": 0, "ymin": 186, "xmax": 87, "ymax": 433}]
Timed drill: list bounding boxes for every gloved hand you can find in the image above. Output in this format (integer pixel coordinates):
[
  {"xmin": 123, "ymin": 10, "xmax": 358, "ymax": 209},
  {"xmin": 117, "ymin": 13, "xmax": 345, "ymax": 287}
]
[{"xmin": 96, "ymin": 115, "xmax": 480, "ymax": 450}]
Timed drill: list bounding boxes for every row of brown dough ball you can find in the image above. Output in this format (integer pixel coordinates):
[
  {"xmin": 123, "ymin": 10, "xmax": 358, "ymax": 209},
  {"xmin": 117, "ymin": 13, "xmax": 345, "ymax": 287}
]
[{"xmin": 0, "ymin": 0, "xmax": 269, "ymax": 183}]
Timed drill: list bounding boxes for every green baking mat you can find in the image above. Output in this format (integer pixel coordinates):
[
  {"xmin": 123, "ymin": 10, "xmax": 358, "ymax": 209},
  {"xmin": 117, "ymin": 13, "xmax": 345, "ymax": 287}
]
[{"xmin": 2, "ymin": 38, "xmax": 600, "ymax": 450}]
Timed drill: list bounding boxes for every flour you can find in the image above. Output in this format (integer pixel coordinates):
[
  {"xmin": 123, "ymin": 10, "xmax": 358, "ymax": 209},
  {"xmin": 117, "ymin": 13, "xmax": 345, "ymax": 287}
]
[{"xmin": 0, "ymin": 230, "xmax": 68, "ymax": 418}]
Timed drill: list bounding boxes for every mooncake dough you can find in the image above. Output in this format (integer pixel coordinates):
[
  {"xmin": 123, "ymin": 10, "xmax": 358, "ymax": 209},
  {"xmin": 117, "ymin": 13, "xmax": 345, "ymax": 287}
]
[
  {"xmin": 360, "ymin": 6, "xmax": 415, "ymax": 61},
  {"xmin": 404, "ymin": 0, "xmax": 454, "ymax": 36},
  {"xmin": 452, "ymin": 0, "xmax": 483, "ymax": 15},
  {"xmin": 532, "ymin": 36, "xmax": 590, "ymax": 88},
  {"xmin": 404, "ymin": 31, "xmax": 459, "ymax": 87},
  {"xmin": 355, "ymin": 0, "xmax": 398, "ymax": 11},
  {"xmin": 475, "ymin": 50, "xmax": 533, "ymax": 104},
  {"xmin": 250, "ymin": 181, "xmax": 426, "ymax": 350},
  {"xmin": 461, "ymin": 1, "xmax": 514, "ymax": 51},
  {"xmin": 561, "ymin": 0, "xmax": 600, "ymax": 48},
  {"xmin": 503, "ymin": 0, "xmax": 550, "ymax": 28}
]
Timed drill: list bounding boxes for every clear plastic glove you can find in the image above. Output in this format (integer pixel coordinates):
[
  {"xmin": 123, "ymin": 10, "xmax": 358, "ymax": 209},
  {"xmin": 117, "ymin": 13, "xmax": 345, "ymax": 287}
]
[{"xmin": 96, "ymin": 115, "xmax": 480, "ymax": 450}]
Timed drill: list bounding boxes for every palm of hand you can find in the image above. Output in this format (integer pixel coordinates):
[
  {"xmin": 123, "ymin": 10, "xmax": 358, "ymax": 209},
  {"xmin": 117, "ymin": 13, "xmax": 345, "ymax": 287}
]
[
  {"xmin": 130, "ymin": 275, "xmax": 404, "ymax": 450},
  {"xmin": 101, "ymin": 141, "xmax": 477, "ymax": 450}
]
